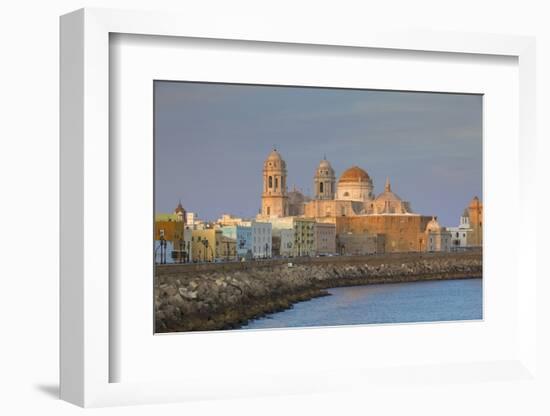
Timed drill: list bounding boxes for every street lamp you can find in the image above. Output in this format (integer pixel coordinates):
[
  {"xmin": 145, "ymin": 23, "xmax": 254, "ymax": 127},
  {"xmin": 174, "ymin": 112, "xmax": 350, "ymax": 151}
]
[{"xmin": 158, "ymin": 235, "xmax": 167, "ymax": 264}]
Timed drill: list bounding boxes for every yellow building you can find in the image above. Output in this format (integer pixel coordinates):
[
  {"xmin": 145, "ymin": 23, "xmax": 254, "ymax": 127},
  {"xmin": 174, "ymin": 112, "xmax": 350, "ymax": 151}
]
[{"xmin": 191, "ymin": 229, "xmax": 222, "ymax": 262}]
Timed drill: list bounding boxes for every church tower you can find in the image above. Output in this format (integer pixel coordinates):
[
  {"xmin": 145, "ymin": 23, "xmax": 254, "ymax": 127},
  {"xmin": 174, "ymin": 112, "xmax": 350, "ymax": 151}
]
[
  {"xmin": 468, "ymin": 196, "xmax": 483, "ymax": 246},
  {"xmin": 314, "ymin": 156, "xmax": 336, "ymax": 200},
  {"xmin": 261, "ymin": 148, "xmax": 289, "ymax": 217}
]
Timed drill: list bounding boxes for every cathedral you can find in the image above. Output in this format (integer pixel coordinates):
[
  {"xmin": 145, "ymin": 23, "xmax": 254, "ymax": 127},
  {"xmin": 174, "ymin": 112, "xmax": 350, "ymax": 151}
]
[{"xmin": 259, "ymin": 149, "xmax": 445, "ymax": 253}]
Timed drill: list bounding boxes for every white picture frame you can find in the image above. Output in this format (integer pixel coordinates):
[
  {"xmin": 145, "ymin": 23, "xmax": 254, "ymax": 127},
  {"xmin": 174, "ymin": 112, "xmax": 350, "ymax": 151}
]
[{"xmin": 60, "ymin": 8, "xmax": 538, "ymax": 408}]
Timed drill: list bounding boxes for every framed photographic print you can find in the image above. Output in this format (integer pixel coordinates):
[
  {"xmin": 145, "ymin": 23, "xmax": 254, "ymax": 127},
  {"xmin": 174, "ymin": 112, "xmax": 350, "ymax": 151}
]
[
  {"xmin": 153, "ymin": 80, "xmax": 483, "ymax": 333},
  {"xmin": 60, "ymin": 8, "xmax": 538, "ymax": 408}
]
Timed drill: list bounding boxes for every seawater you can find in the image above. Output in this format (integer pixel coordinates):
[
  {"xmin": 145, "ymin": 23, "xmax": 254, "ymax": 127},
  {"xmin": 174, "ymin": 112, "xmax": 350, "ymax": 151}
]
[{"xmin": 241, "ymin": 278, "xmax": 482, "ymax": 330}]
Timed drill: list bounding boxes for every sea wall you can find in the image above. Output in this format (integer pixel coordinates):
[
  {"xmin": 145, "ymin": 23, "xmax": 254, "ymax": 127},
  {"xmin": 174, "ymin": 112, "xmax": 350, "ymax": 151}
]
[{"xmin": 155, "ymin": 251, "xmax": 482, "ymax": 332}]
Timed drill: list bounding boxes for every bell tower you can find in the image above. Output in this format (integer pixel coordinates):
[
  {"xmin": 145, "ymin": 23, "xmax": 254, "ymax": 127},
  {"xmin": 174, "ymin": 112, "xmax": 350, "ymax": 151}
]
[
  {"xmin": 261, "ymin": 148, "xmax": 289, "ymax": 217},
  {"xmin": 468, "ymin": 196, "xmax": 483, "ymax": 246},
  {"xmin": 314, "ymin": 156, "xmax": 335, "ymax": 200}
]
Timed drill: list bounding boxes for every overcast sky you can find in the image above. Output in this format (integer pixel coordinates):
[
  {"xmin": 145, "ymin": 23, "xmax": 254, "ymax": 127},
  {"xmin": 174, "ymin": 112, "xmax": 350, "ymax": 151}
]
[{"xmin": 154, "ymin": 81, "xmax": 482, "ymax": 226}]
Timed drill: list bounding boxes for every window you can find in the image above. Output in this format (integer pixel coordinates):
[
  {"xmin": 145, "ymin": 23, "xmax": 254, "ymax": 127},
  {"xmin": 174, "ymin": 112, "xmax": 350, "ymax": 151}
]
[
  {"xmin": 275, "ymin": 177, "xmax": 278, "ymax": 189},
  {"xmin": 268, "ymin": 176, "xmax": 273, "ymax": 188},
  {"xmin": 267, "ymin": 206, "xmax": 270, "ymax": 215},
  {"xmin": 319, "ymin": 182, "xmax": 324, "ymax": 193}
]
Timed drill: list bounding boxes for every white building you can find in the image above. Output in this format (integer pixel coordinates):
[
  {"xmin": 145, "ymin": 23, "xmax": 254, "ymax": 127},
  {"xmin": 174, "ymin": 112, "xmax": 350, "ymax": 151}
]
[
  {"xmin": 272, "ymin": 228, "xmax": 295, "ymax": 257},
  {"xmin": 447, "ymin": 209, "xmax": 473, "ymax": 250},
  {"xmin": 241, "ymin": 220, "xmax": 272, "ymax": 258}
]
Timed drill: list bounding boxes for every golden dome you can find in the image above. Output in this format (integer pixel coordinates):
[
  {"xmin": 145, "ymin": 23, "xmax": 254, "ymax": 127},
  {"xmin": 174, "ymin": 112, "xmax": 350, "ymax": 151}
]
[{"xmin": 338, "ymin": 166, "xmax": 371, "ymax": 183}]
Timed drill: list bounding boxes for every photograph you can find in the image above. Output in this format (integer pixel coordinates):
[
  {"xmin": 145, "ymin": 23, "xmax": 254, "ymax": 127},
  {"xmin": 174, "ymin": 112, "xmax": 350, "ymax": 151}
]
[{"xmin": 153, "ymin": 81, "xmax": 483, "ymax": 333}]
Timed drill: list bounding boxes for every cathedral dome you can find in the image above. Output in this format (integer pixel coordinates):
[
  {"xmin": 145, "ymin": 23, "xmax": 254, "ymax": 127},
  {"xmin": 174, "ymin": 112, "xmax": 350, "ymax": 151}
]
[{"xmin": 338, "ymin": 166, "xmax": 371, "ymax": 183}]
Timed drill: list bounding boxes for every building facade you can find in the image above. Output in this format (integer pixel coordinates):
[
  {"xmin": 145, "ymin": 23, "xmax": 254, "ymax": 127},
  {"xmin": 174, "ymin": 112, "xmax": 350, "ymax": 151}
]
[
  {"xmin": 221, "ymin": 224, "xmax": 253, "ymax": 259},
  {"xmin": 336, "ymin": 232, "xmax": 383, "ymax": 255},
  {"xmin": 447, "ymin": 209, "xmax": 472, "ymax": 250},
  {"xmin": 241, "ymin": 220, "xmax": 272, "ymax": 258},
  {"xmin": 191, "ymin": 229, "xmax": 222, "ymax": 262},
  {"xmin": 314, "ymin": 222, "xmax": 336, "ymax": 255},
  {"xmin": 293, "ymin": 217, "xmax": 316, "ymax": 256}
]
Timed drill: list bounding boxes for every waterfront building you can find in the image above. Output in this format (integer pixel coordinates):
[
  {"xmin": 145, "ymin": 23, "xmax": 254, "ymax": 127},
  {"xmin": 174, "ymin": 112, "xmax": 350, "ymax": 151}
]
[
  {"xmin": 425, "ymin": 217, "xmax": 452, "ymax": 252},
  {"xmin": 447, "ymin": 209, "xmax": 472, "ymax": 250},
  {"xmin": 333, "ymin": 214, "xmax": 432, "ymax": 253},
  {"xmin": 191, "ymin": 229, "xmax": 222, "ymax": 262},
  {"xmin": 221, "ymin": 224, "xmax": 253, "ymax": 260},
  {"xmin": 241, "ymin": 220, "xmax": 272, "ymax": 258},
  {"xmin": 293, "ymin": 217, "xmax": 316, "ymax": 256},
  {"xmin": 314, "ymin": 222, "xmax": 336, "ymax": 255},
  {"xmin": 220, "ymin": 236, "xmax": 237, "ymax": 261},
  {"xmin": 261, "ymin": 148, "xmax": 289, "ymax": 218},
  {"xmin": 279, "ymin": 228, "xmax": 295, "ymax": 257}
]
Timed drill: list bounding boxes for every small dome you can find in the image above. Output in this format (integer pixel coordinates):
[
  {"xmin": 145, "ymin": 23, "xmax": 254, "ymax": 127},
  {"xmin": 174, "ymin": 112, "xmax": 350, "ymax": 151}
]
[
  {"xmin": 264, "ymin": 148, "xmax": 286, "ymax": 169},
  {"xmin": 266, "ymin": 149, "xmax": 282, "ymax": 161},
  {"xmin": 338, "ymin": 166, "xmax": 371, "ymax": 183},
  {"xmin": 426, "ymin": 217, "xmax": 442, "ymax": 232},
  {"xmin": 318, "ymin": 158, "xmax": 332, "ymax": 169},
  {"xmin": 374, "ymin": 178, "xmax": 402, "ymax": 202}
]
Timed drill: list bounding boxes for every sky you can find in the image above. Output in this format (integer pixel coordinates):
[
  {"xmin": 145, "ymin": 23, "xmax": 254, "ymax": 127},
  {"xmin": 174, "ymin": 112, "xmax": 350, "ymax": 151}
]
[{"xmin": 154, "ymin": 81, "xmax": 482, "ymax": 226}]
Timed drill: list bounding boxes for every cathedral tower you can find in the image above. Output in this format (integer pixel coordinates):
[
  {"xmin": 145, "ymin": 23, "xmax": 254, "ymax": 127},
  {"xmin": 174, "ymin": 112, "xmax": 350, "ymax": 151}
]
[
  {"xmin": 261, "ymin": 148, "xmax": 289, "ymax": 217},
  {"xmin": 314, "ymin": 156, "xmax": 336, "ymax": 200}
]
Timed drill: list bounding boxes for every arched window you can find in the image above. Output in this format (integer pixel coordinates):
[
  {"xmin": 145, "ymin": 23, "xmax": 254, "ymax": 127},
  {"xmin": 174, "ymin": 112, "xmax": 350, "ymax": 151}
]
[
  {"xmin": 267, "ymin": 206, "xmax": 270, "ymax": 215},
  {"xmin": 268, "ymin": 176, "xmax": 273, "ymax": 188},
  {"xmin": 319, "ymin": 182, "xmax": 324, "ymax": 193},
  {"xmin": 275, "ymin": 177, "xmax": 278, "ymax": 189}
]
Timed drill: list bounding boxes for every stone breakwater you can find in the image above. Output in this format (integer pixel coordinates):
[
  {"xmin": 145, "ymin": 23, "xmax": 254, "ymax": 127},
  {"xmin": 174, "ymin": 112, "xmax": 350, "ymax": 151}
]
[{"xmin": 155, "ymin": 252, "xmax": 482, "ymax": 333}]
